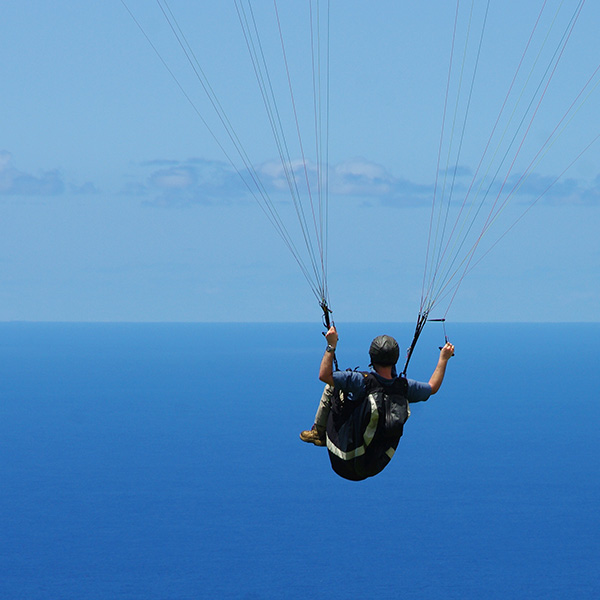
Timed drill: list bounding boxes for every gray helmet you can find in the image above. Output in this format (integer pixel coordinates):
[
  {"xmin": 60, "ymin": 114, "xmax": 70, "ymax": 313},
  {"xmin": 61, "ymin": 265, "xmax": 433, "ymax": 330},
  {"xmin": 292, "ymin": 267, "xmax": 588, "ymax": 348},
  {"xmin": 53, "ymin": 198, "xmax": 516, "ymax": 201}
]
[{"xmin": 369, "ymin": 335, "xmax": 400, "ymax": 366}]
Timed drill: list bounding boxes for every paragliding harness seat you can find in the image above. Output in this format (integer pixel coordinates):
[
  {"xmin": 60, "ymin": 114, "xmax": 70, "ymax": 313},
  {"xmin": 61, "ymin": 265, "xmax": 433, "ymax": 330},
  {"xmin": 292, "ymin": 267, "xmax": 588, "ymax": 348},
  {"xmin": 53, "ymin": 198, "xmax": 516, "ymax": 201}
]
[{"xmin": 326, "ymin": 372, "xmax": 410, "ymax": 481}]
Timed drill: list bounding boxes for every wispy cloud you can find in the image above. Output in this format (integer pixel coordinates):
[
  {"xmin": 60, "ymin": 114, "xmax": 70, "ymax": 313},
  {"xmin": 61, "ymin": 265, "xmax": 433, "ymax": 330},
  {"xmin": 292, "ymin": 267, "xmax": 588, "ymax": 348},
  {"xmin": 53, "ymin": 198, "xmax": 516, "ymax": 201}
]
[
  {"xmin": 129, "ymin": 156, "xmax": 435, "ymax": 207},
  {"xmin": 331, "ymin": 159, "xmax": 433, "ymax": 206},
  {"xmin": 10, "ymin": 149, "xmax": 594, "ymax": 207},
  {"xmin": 125, "ymin": 158, "xmax": 245, "ymax": 207},
  {"xmin": 0, "ymin": 151, "xmax": 101, "ymax": 198},
  {"xmin": 127, "ymin": 154, "xmax": 600, "ymax": 208},
  {"xmin": 506, "ymin": 172, "xmax": 600, "ymax": 205},
  {"xmin": 438, "ymin": 165, "xmax": 473, "ymax": 178},
  {"xmin": 0, "ymin": 151, "xmax": 64, "ymax": 196},
  {"xmin": 70, "ymin": 182, "xmax": 100, "ymax": 195},
  {"xmin": 432, "ymin": 164, "xmax": 600, "ymax": 206}
]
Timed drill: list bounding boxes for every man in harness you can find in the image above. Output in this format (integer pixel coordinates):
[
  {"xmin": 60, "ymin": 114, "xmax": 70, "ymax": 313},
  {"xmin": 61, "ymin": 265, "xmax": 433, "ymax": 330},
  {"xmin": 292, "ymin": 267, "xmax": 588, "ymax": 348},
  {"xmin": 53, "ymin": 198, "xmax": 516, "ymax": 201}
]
[{"xmin": 300, "ymin": 325, "xmax": 455, "ymax": 480}]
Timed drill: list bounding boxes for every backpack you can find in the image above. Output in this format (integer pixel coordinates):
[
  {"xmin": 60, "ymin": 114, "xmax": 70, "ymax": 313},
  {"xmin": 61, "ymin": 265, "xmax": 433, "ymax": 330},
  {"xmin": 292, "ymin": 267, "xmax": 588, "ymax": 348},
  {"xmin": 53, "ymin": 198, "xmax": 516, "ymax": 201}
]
[{"xmin": 326, "ymin": 373, "xmax": 409, "ymax": 481}]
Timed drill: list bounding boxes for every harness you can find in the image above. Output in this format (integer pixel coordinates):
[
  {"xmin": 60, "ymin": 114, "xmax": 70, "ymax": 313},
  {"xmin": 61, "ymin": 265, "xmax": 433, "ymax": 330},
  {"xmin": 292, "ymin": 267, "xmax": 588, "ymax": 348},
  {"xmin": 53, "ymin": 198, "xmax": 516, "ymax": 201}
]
[{"xmin": 325, "ymin": 373, "xmax": 410, "ymax": 481}]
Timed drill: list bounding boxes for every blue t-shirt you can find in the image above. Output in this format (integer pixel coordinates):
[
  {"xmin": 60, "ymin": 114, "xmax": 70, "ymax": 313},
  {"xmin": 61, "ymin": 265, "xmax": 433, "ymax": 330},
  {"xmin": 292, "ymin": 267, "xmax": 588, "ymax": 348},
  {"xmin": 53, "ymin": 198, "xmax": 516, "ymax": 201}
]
[{"xmin": 332, "ymin": 370, "xmax": 431, "ymax": 404}]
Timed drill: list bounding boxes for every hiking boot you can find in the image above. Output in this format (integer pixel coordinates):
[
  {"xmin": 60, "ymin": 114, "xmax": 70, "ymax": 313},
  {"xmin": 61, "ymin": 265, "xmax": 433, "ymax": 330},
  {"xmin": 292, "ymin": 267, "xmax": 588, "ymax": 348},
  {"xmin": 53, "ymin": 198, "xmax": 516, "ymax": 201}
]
[{"xmin": 300, "ymin": 425, "xmax": 326, "ymax": 446}]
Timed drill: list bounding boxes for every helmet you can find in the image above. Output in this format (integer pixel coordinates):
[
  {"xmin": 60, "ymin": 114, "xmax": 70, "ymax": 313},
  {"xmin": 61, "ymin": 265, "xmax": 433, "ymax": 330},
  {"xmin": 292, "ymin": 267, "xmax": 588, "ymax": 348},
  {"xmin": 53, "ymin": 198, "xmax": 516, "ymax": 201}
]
[{"xmin": 369, "ymin": 335, "xmax": 400, "ymax": 366}]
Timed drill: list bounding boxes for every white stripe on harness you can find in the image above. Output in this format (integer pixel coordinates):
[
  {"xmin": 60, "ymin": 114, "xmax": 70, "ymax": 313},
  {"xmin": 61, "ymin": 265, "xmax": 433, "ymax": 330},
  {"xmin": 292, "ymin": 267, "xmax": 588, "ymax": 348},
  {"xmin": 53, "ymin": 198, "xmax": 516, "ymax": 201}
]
[{"xmin": 326, "ymin": 395, "xmax": 379, "ymax": 461}]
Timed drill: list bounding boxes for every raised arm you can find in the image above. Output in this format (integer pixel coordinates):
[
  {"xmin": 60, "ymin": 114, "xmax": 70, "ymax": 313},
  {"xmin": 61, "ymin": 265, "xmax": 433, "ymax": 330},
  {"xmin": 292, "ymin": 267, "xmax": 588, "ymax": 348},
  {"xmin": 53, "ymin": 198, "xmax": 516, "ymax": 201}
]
[
  {"xmin": 319, "ymin": 325, "xmax": 338, "ymax": 386},
  {"xmin": 428, "ymin": 342, "xmax": 455, "ymax": 395}
]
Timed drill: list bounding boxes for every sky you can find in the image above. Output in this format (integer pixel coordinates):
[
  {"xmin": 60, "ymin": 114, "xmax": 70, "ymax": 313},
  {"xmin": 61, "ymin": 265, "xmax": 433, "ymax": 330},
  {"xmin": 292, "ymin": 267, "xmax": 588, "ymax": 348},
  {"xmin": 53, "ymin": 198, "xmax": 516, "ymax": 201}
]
[{"xmin": 1, "ymin": 0, "xmax": 599, "ymax": 323}]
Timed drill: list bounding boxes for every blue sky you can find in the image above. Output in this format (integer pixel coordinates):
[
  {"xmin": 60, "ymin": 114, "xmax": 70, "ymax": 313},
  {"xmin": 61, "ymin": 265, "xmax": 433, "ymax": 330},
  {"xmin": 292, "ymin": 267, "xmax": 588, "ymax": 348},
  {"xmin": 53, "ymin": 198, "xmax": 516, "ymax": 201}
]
[{"xmin": 1, "ymin": 1, "xmax": 599, "ymax": 322}]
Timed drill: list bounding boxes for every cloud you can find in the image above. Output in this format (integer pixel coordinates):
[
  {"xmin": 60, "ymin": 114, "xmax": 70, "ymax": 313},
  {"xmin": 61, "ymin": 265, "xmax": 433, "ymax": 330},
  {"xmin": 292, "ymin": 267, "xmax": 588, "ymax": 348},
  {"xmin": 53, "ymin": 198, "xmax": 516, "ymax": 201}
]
[
  {"xmin": 0, "ymin": 151, "xmax": 65, "ymax": 196},
  {"xmin": 424, "ymin": 166, "xmax": 600, "ymax": 207},
  {"xmin": 438, "ymin": 164, "xmax": 473, "ymax": 178},
  {"xmin": 70, "ymin": 182, "xmax": 100, "ymax": 195},
  {"xmin": 0, "ymin": 151, "xmax": 98, "ymax": 197},
  {"xmin": 129, "ymin": 155, "xmax": 435, "ymax": 208},
  {"xmin": 505, "ymin": 172, "xmax": 600, "ymax": 205},
  {"xmin": 125, "ymin": 158, "xmax": 246, "ymax": 207},
  {"xmin": 331, "ymin": 158, "xmax": 433, "ymax": 205},
  {"xmin": 124, "ymin": 154, "xmax": 600, "ymax": 209},
  {"xmin": 331, "ymin": 159, "xmax": 394, "ymax": 195},
  {"xmin": 257, "ymin": 156, "xmax": 430, "ymax": 202},
  {"xmin": 149, "ymin": 166, "xmax": 197, "ymax": 190}
]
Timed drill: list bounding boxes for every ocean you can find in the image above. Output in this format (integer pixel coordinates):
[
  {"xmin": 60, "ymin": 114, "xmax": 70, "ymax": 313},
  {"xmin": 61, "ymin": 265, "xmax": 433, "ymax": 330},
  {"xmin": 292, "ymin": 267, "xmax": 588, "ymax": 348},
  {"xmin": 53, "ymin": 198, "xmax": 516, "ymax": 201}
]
[{"xmin": 0, "ymin": 322, "xmax": 598, "ymax": 599}]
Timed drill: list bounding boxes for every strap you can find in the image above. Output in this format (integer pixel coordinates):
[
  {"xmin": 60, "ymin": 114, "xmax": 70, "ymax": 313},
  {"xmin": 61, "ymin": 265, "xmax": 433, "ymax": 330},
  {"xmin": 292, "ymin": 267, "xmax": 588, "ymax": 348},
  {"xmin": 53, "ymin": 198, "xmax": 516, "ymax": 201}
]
[{"xmin": 320, "ymin": 299, "xmax": 339, "ymax": 372}]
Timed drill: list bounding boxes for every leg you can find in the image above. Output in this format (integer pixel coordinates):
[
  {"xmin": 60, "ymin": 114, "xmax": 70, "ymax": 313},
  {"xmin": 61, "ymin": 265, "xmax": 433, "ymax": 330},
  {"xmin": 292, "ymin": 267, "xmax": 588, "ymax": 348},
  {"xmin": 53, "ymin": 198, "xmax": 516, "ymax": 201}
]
[
  {"xmin": 313, "ymin": 384, "xmax": 335, "ymax": 432},
  {"xmin": 299, "ymin": 384, "xmax": 335, "ymax": 446}
]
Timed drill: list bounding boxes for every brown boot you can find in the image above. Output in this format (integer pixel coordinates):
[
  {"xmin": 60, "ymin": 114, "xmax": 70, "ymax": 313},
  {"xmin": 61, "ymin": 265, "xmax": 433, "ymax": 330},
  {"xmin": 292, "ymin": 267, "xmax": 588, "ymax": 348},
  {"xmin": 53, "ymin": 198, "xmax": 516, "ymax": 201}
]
[{"xmin": 299, "ymin": 425, "xmax": 326, "ymax": 446}]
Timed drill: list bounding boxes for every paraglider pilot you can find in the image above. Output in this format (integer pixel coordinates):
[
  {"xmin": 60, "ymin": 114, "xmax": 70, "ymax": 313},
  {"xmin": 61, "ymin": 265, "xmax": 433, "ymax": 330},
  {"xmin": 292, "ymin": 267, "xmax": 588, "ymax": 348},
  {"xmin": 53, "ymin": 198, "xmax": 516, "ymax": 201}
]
[{"xmin": 300, "ymin": 325, "xmax": 455, "ymax": 480}]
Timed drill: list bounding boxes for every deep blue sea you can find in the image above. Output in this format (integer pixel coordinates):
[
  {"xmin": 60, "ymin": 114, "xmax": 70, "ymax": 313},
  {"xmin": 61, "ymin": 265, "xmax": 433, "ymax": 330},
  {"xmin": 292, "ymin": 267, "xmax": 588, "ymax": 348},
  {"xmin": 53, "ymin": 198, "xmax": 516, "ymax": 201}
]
[{"xmin": 0, "ymin": 322, "xmax": 598, "ymax": 599}]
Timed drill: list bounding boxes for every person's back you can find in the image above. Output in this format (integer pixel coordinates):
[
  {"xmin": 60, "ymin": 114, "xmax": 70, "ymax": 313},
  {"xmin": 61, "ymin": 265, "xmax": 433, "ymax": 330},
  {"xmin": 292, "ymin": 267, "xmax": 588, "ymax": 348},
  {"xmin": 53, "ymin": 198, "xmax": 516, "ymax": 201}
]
[
  {"xmin": 326, "ymin": 372, "xmax": 409, "ymax": 481},
  {"xmin": 300, "ymin": 325, "xmax": 455, "ymax": 480}
]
